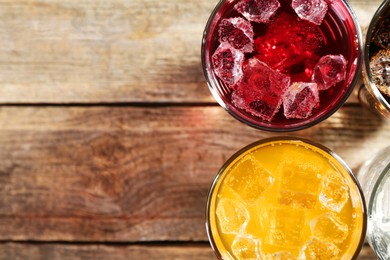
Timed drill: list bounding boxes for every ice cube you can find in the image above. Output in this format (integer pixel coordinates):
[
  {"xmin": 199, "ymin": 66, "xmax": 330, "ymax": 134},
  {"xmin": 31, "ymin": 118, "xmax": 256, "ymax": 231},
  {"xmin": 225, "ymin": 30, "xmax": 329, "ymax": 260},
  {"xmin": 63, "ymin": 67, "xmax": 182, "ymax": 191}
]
[
  {"xmin": 216, "ymin": 198, "xmax": 249, "ymax": 234},
  {"xmin": 278, "ymin": 161, "xmax": 321, "ymax": 209},
  {"xmin": 282, "ymin": 82, "xmax": 319, "ymax": 119},
  {"xmin": 231, "ymin": 57, "xmax": 291, "ymax": 121},
  {"xmin": 267, "ymin": 208, "xmax": 305, "ymax": 248},
  {"xmin": 319, "ymin": 171, "xmax": 349, "ymax": 213},
  {"xmin": 300, "ymin": 238, "xmax": 341, "ymax": 259},
  {"xmin": 310, "ymin": 213, "xmax": 349, "ymax": 243},
  {"xmin": 291, "ymin": 0, "xmax": 328, "ymax": 26},
  {"xmin": 231, "ymin": 234, "xmax": 261, "ymax": 259},
  {"xmin": 218, "ymin": 17, "xmax": 254, "ymax": 53},
  {"xmin": 279, "ymin": 161, "xmax": 321, "ymax": 193},
  {"xmin": 370, "ymin": 49, "xmax": 390, "ymax": 97},
  {"xmin": 226, "ymin": 154, "xmax": 274, "ymax": 202},
  {"xmin": 234, "ymin": 0, "xmax": 280, "ymax": 24},
  {"xmin": 312, "ymin": 54, "xmax": 348, "ymax": 90},
  {"xmin": 212, "ymin": 42, "xmax": 245, "ymax": 86}
]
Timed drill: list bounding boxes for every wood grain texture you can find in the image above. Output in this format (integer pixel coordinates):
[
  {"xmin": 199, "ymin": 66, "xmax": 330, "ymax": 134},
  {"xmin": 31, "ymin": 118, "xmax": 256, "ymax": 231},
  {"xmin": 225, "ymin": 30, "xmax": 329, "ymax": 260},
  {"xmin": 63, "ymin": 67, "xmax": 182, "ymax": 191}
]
[
  {"xmin": 0, "ymin": 243, "xmax": 377, "ymax": 260},
  {"xmin": 0, "ymin": 105, "xmax": 388, "ymax": 241},
  {"xmin": 0, "ymin": 0, "xmax": 383, "ymax": 103}
]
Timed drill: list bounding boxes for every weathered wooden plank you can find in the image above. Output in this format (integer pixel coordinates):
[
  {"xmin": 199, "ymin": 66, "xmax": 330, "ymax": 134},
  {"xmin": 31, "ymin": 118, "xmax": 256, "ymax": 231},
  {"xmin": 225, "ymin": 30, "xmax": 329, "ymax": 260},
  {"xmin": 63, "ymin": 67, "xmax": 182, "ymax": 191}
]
[
  {"xmin": 0, "ymin": 105, "xmax": 388, "ymax": 241},
  {"xmin": 0, "ymin": 0, "xmax": 213, "ymax": 103},
  {"xmin": 0, "ymin": 243, "xmax": 377, "ymax": 260},
  {"xmin": 0, "ymin": 0, "xmax": 382, "ymax": 103}
]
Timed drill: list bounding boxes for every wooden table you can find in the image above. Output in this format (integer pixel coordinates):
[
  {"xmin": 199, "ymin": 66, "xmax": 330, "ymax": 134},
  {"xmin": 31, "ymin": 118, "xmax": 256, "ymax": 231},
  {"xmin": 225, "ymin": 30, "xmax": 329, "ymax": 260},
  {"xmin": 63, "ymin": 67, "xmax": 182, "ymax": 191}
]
[{"xmin": 0, "ymin": 0, "xmax": 386, "ymax": 259}]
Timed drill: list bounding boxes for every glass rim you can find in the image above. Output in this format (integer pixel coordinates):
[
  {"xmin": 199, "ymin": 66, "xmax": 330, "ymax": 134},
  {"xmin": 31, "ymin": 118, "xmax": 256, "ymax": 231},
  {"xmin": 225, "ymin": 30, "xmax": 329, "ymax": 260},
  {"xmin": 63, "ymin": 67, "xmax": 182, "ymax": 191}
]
[
  {"xmin": 201, "ymin": 0, "xmax": 363, "ymax": 132},
  {"xmin": 205, "ymin": 136, "xmax": 367, "ymax": 259},
  {"xmin": 367, "ymin": 161, "xmax": 390, "ymax": 259},
  {"xmin": 362, "ymin": 0, "xmax": 390, "ymax": 112}
]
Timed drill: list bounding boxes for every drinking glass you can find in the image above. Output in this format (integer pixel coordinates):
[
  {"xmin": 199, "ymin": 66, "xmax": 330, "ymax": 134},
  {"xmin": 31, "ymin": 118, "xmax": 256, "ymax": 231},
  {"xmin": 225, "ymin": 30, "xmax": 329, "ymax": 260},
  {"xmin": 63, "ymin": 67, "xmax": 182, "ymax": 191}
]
[
  {"xmin": 206, "ymin": 137, "xmax": 367, "ymax": 259},
  {"xmin": 358, "ymin": 146, "xmax": 390, "ymax": 260},
  {"xmin": 358, "ymin": 0, "xmax": 390, "ymax": 118},
  {"xmin": 202, "ymin": 0, "xmax": 362, "ymax": 131}
]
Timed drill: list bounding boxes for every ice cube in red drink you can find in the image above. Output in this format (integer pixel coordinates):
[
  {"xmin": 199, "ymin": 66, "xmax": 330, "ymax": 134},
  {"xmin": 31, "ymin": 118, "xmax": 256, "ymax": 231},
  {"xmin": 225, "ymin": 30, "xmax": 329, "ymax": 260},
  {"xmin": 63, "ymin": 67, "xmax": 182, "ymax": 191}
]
[
  {"xmin": 212, "ymin": 42, "xmax": 245, "ymax": 85},
  {"xmin": 234, "ymin": 0, "xmax": 281, "ymax": 24},
  {"xmin": 254, "ymin": 12, "xmax": 323, "ymax": 75},
  {"xmin": 291, "ymin": 0, "xmax": 328, "ymax": 25},
  {"xmin": 231, "ymin": 57, "xmax": 291, "ymax": 121},
  {"xmin": 283, "ymin": 82, "xmax": 320, "ymax": 119},
  {"xmin": 312, "ymin": 54, "xmax": 347, "ymax": 90},
  {"xmin": 218, "ymin": 17, "xmax": 254, "ymax": 53}
]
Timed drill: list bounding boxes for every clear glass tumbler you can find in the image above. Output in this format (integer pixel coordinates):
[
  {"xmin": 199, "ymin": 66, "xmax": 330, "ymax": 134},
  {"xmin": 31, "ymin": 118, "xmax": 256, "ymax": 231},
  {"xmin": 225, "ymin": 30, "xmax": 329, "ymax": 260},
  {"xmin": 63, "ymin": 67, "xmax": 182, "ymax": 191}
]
[{"xmin": 358, "ymin": 146, "xmax": 390, "ymax": 260}]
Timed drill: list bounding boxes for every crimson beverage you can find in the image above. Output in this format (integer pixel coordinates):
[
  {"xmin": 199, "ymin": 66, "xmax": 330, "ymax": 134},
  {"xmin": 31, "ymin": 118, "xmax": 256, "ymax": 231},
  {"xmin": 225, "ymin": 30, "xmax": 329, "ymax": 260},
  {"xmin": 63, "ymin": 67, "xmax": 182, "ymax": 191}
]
[{"xmin": 202, "ymin": 0, "xmax": 362, "ymax": 131}]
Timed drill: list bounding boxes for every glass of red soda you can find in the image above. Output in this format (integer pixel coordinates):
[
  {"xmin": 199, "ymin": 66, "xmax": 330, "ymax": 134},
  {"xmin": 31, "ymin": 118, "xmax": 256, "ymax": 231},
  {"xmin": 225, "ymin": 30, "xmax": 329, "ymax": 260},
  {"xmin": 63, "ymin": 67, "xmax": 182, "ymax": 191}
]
[{"xmin": 202, "ymin": 0, "xmax": 362, "ymax": 131}]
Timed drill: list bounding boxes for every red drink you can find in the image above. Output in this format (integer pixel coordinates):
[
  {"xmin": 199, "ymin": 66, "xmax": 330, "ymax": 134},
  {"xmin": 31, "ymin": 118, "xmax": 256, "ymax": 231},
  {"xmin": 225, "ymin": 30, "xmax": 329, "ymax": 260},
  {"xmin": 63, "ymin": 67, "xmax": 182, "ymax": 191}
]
[{"xmin": 202, "ymin": 0, "xmax": 362, "ymax": 131}]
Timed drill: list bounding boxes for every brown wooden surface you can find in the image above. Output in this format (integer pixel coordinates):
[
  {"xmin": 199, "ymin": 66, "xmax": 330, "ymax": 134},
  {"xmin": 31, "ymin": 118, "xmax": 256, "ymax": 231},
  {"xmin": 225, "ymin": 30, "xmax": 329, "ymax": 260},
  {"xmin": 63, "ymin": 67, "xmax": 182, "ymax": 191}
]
[
  {"xmin": 0, "ymin": 105, "xmax": 387, "ymax": 258},
  {"xmin": 0, "ymin": 0, "xmax": 386, "ymax": 259}
]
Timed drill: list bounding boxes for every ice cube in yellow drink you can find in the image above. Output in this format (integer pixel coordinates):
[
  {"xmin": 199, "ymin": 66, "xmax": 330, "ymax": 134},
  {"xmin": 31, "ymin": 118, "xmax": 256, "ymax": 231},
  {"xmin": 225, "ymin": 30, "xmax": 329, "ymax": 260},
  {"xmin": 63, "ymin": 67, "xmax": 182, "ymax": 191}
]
[{"xmin": 206, "ymin": 138, "xmax": 366, "ymax": 259}]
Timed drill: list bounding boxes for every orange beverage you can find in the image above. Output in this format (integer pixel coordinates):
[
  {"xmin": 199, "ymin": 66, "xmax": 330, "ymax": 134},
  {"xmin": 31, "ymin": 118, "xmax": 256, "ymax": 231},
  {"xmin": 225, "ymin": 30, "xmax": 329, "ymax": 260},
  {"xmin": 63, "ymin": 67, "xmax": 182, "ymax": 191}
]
[{"xmin": 206, "ymin": 137, "xmax": 366, "ymax": 259}]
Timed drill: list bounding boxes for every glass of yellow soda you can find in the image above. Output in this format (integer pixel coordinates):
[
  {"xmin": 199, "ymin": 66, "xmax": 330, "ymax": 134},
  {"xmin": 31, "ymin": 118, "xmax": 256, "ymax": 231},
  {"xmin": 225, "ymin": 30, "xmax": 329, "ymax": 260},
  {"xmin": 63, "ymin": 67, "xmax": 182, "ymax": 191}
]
[{"xmin": 206, "ymin": 137, "xmax": 367, "ymax": 259}]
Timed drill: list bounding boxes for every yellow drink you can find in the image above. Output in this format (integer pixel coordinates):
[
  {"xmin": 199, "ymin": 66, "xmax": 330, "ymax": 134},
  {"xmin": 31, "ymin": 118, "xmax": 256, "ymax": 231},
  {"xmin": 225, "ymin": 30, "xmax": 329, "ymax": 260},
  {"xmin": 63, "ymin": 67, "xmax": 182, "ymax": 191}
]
[{"xmin": 206, "ymin": 137, "xmax": 366, "ymax": 259}]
